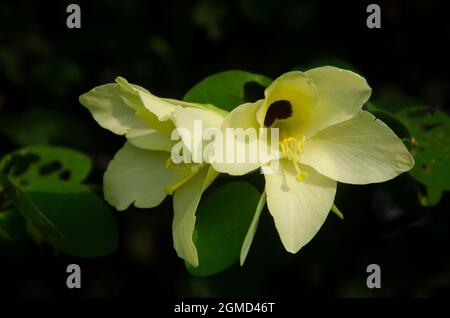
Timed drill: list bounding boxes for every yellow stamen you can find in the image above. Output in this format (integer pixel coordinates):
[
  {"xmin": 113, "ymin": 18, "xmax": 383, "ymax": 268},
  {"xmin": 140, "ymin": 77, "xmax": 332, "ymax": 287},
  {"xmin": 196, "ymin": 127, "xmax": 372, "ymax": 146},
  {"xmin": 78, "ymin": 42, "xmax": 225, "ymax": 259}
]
[
  {"xmin": 280, "ymin": 136, "xmax": 308, "ymax": 182},
  {"xmin": 280, "ymin": 142, "xmax": 287, "ymax": 156},
  {"xmin": 295, "ymin": 170, "xmax": 308, "ymax": 182},
  {"xmin": 298, "ymin": 136, "xmax": 306, "ymax": 151},
  {"xmin": 165, "ymin": 157, "xmax": 173, "ymax": 168},
  {"xmin": 292, "ymin": 160, "xmax": 308, "ymax": 181}
]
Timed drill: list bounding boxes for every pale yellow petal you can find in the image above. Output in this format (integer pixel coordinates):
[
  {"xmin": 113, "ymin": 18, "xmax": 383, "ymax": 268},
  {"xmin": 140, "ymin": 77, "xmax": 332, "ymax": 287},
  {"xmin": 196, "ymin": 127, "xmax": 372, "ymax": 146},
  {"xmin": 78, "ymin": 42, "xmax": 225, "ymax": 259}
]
[
  {"xmin": 79, "ymin": 83, "xmax": 148, "ymax": 135},
  {"xmin": 172, "ymin": 166, "xmax": 218, "ymax": 267},
  {"xmin": 212, "ymin": 101, "xmax": 271, "ymax": 175},
  {"xmin": 256, "ymin": 72, "xmax": 317, "ymax": 138},
  {"xmin": 171, "ymin": 106, "xmax": 225, "ymax": 163},
  {"xmin": 104, "ymin": 142, "xmax": 180, "ymax": 211},
  {"xmin": 265, "ymin": 161, "xmax": 336, "ymax": 253},
  {"xmin": 303, "ymin": 66, "xmax": 372, "ymax": 136},
  {"xmin": 301, "ymin": 111, "xmax": 414, "ymax": 184}
]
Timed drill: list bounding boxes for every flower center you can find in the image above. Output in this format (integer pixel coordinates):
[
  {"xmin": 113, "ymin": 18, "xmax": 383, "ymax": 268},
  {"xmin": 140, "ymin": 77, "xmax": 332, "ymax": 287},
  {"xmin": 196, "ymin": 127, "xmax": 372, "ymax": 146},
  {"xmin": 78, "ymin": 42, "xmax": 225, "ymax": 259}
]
[
  {"xmin": 279, "ymin": 136, "xmax": 308, "ymax": 182},
  {"xmin": 264, "ymin": 100, "xmax": 293, "ymax": 127}
]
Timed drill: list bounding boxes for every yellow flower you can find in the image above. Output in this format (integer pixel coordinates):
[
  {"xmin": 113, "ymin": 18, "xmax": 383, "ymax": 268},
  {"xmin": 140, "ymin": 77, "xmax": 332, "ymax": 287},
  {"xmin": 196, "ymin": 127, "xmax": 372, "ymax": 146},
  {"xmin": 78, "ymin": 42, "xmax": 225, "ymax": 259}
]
[
  {"xmin": 211, "ymin": 66, "xmax": 414, "ymax": 263},
  {"xmin": 79, "ymin": 77, "xmax": 226, "ymax": 267}
]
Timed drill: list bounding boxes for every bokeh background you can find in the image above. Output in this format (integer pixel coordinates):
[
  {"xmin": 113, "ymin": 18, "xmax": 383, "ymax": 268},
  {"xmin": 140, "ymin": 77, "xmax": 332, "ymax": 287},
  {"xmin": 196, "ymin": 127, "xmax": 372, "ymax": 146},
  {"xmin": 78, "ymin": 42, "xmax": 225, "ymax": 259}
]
[{"xmin": 1, "ymin": 0, "xmax": 449, "ymax": 297}]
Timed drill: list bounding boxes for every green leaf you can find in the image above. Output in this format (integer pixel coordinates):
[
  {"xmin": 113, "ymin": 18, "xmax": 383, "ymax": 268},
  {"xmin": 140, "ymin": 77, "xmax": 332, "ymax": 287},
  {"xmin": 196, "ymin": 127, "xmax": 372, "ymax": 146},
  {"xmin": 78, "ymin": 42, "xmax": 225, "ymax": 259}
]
[
  {"xmin": 396, "ymin": 106, "xmax": 450, "ymax": 206},
  {"xmin": 187, "ymin": 181, "xmax": 261, "ymax": 276},
  {"xmin": 418, "ymin": 185, "xmax": 443, "ymax": 207},
  {"xmin": 0, "ymin": 146, "xmax": 116, "ymax": 257},
  {"xmin": 183, "ymin": 70, "xmax": 272, "ymax": 111},
  {"xmin": 373, "ymin": 91, "xmax": 422, "ymax": 113},
  {"xmin": 0, "ymin": 209, "xmax": 26, "ymax": 243},
  {"xmin": 0, "ymin": 209, "xmax": 28, "ymax": 255},
  {"xmin": 4, "ymin": 177, "xmax": 118, "ymax": 257},
  {"xmin": 0, "ymin": 146, "xmax": 92, "ymax": 187},
  {"xmin": 1, "ymin": 175, "xmax": 63, "ymax": 244}
]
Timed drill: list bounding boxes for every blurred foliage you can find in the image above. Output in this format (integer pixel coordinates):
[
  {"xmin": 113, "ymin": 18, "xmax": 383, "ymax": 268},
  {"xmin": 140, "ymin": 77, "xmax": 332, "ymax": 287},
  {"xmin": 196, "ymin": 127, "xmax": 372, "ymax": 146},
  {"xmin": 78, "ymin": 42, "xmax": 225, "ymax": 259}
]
[
  {"xmin": 0, "ymin": 208, "xmax": 27, "ymax": 253},
  {"xmin": 1, "ymin": 0, "xmax": 449, "ymax": 298},
  {"xmin": 397, "ymin": 107, "xmax": 450, "ymax": 206},
  {"xmin": 0, "ymin": 108, "xmax": 91, "ymax": 147}
]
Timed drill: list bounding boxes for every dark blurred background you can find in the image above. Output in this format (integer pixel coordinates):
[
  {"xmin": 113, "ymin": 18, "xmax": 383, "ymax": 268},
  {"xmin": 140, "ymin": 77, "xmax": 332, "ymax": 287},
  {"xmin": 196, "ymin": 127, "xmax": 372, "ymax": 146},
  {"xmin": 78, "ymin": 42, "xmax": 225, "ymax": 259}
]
[{"xmin": 0, "ymin": 0, "xmax": 449, "ymax": 297}]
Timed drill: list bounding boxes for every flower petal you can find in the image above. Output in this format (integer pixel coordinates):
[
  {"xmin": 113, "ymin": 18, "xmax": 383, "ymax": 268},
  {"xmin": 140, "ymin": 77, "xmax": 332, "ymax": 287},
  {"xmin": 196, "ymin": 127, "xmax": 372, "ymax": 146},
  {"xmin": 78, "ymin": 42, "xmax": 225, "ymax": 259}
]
[
  {"xmin": 79, "ymin": 83, "xmax": 147, "ymax": 135},
  {"xmin": 301, "ymin": 111, "xmax": 414, "ymax": 184},
  {"xmin": 304, "ymin": 66, "xmax": 372, "ymax": 136},
  {"xmin": 256, "ymin": 72, "xmax": 317, "ymax": 137},
  {"xmin": 171, "ymin": 106, "xmax": 226, "ymax": 162},
  {"xmin": 126, "ymin": 128, "xmax": 175, "ymax": 152},
  {"xmin": 173, "ymin": 166, "xmax": 218, "ymax": 267},
  {"xmin": 164, "ymin": 97, "xmax": 228, "ymax": 116},
  {"xmin": 240, "ymin": 189, "xmax": 266, "ymax": 266},
  {"xmin": 264, "ymin": 161, "xmax": 336, "ymax": 253},
  {"xmin": 116, "ymin": 76, "xmax": 176, "ymax": 123},
  {"xmin": 103, "ymin": 142, "xmax": 181, "ymax": 211},
  {"xmin": 79, "ymin": 83, "xmax": 174, "ymax": 151},
  {"xmin": 212, "ymin": 101, "xmax": 270, "ymax": 175}
]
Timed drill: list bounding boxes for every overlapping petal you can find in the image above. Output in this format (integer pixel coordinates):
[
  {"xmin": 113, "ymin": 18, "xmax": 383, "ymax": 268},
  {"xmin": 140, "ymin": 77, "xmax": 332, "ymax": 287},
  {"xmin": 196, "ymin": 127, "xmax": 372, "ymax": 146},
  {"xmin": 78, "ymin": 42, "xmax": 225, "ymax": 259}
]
[
  {"xmin": 103, "ymin": 142, "xmax": 182, "ymax": 211},
  {"xmin": 173, "ymin": 166, "xmax": 219, "ymax": 267},
  {"xmin": 79, "ymin": 83, "xmax": 148, "ymax": 135},
  {"xmin": 171, "ymin": 106, "xmax": 226, "ymax": 163},
  {"xmin": 210, "ymin": 101, "xmax": 264, "ymax": 175},
  {"xmin": 79, "ymin": 82, "xmax": 174, "ymax": 151}
]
